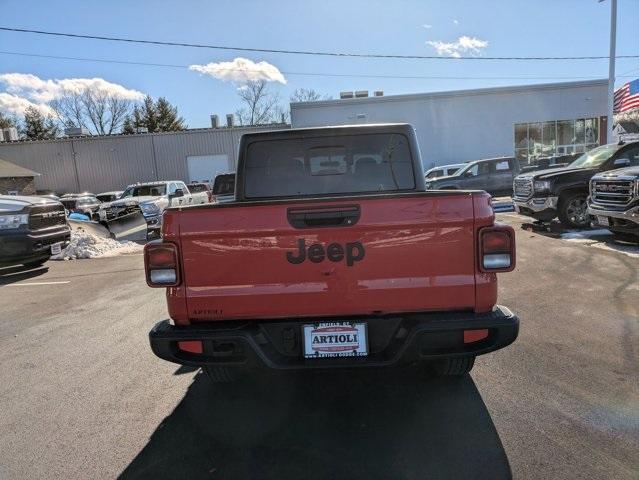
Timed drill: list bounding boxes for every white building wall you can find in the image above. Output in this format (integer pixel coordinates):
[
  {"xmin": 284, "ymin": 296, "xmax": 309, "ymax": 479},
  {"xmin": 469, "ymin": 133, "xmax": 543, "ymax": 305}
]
[{"xmin": 291, "ymin": 80, "xmax": 608, "ymax": 169}]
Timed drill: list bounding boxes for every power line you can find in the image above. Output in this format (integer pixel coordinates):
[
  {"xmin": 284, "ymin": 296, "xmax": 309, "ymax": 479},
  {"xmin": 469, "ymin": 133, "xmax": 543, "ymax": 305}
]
[
  {"xmin": 2, "ymin": 50, "xmax": 636, "ymax": 81},
  {"xmin": 1, "ymin": 26, "xmax": 639, "ymax": 61}
]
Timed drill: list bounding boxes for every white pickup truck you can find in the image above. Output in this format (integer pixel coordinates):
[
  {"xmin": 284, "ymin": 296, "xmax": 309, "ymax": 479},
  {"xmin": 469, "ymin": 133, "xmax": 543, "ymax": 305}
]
[{"xmin": 98, "ymin": 180, "xmax": 209, "ymax": 235}]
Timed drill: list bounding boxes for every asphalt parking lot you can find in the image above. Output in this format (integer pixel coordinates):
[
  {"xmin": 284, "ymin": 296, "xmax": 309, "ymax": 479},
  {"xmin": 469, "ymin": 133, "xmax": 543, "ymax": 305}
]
[{"xmin": 0, "ymin": 213, "xmax": 637, "ymax": 480}]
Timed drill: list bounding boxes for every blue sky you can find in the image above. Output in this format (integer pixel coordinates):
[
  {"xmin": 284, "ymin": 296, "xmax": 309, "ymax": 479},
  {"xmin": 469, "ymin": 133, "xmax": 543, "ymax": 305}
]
[{"xmin": 1, "ymin": 0, "xmax": 638, "ymax": 128}]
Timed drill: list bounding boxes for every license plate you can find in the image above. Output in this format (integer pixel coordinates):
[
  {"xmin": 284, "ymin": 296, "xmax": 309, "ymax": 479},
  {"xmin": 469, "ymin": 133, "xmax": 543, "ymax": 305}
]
[
  {"xmin": 596, "ymin": 215, "xmax": 609, "ymax": 227},
  {"xmin": 50, "ymin": 243, "xmax": 62, "ymax": 255},
  {"xmin": 303, "ymin": 322, "xmax": 368, "ymax": 358}
]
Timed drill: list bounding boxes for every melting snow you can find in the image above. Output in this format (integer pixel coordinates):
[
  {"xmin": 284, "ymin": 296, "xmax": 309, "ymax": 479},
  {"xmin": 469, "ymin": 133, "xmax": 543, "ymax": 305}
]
[{"xmin": 51, "ymin": 231, "xmax": 142, "ymax": 260}]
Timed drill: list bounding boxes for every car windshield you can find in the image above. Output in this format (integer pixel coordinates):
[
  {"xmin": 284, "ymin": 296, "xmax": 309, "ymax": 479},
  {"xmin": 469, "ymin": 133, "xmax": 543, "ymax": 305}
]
[
  {"xmin": 568, "ymin": 144, "xmax": 620, "ymax": 169},
  {"xmin": 121, "ymin": 185, "xmax": 166, "ymax": 197}
]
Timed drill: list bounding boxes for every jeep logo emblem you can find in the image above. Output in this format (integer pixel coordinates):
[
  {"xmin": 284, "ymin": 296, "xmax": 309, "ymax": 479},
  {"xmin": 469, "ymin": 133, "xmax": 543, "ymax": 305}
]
[{"xmin": 286, "ymin": 239, "xmax": 365, "ymax": 266}]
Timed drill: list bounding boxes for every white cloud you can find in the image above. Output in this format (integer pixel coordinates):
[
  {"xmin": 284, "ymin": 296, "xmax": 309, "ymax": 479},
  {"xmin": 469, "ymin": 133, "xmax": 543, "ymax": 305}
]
[
  {"xmin": 0, "ymin": 73, "xmax": 144, "ymax": 104},
  {"xmin": 189, "ymin": 57, "xmax": 287, "ymax": 84},
  {"xmin": 426, "ymin": 36, "xmax": 488, "ymax": 58},
  {"xmin": 453, "ymin": 19, "xmax": 459, "ymax": 25},
  {"xmin": 422, "ymin": 24, "xmax": 432, "ymax": 29},
  {"xmin": 0, "ymin": 92, "xmax": 54, "ymax": 116}
]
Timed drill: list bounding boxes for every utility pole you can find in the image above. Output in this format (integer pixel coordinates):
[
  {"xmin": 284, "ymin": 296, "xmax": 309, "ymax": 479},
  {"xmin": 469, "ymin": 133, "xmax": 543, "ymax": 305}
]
[{"xmin": 606, "ymin": 0, "xmax": 617, "ymax": 142}]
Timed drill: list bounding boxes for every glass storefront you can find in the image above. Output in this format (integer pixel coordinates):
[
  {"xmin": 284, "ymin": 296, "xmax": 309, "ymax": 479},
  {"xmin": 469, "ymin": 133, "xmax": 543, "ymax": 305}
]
[{"xmin": 514, "ymin": 118, "xmax": 600, "ymax": 164}]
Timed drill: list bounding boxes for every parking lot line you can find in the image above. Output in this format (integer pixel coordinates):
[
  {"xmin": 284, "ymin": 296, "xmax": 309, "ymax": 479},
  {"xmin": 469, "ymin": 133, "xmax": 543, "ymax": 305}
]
[{"xmin": 4, "ymin": 281, "xmax": 71, "ymax": 287}]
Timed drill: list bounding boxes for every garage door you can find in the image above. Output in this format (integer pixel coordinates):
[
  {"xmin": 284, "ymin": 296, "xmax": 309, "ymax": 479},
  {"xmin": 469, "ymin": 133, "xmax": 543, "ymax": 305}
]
[{"xmin": 186, "ymin": 154, "xmax": 229, "ymax": 183}]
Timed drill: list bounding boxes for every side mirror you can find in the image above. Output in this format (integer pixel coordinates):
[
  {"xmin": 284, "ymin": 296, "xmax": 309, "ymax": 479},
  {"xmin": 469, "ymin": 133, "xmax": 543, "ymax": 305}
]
[
  {"xmin": 464, "ymin": 171, "xmax": 474, "ymax": 177},
  {"xmin": 170, "ymin": 189, "xmax": 184, "ymax": 199},
  {"xmin": 613, "ymin": 157, "xmax": 630, "ymax": 167}
]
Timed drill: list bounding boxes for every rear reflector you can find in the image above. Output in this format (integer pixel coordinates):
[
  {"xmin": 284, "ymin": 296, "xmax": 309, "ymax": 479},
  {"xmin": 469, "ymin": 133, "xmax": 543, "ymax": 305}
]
[
  {"xmin": 464, "ymin": 329, "xmax": 489, "ymax": 344},
  {"xmin": 178, "ymin": 341, "xmax": 203, "ymax": 354}
]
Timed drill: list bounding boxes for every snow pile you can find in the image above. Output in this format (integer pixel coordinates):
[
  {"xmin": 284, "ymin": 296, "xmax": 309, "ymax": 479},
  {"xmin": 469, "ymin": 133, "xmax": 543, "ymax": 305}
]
[{"xmin": 51, "ymin": 230, "xmax": 142, "ymax": 260}]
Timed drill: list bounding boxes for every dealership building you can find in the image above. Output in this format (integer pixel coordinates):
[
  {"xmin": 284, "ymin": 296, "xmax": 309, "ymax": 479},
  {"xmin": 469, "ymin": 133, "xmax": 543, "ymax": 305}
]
[
  {"xmin": 291, "ymin": 79, "xmax": 609, "ymax": 169},
  {"xmin": 0, "ymin": 79, "xmax": 609, "ymax": 193}
]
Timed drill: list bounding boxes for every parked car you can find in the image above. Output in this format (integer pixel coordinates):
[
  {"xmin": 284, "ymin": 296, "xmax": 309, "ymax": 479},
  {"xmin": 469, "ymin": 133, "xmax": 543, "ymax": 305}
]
[
  {"xmin": 424, "ymin": 163, "xmax": 466, "ymax": 179},
  {"xmin": 187, "ymin": 182, "xmax": 213, "ymax": 203},
  {"xmin": 211, "ymin": 173, "xmax": 235, "ymax": 204},
  {"xmin": 425, "ymin": 157, "xmax": 520, "ymax": 196},
  {"xmin": 0, "ymin": 195, "xmax": 70, "ymax": 268},
  {"xmin": 513, "ymin": 140, "xmax": 639, "ymax": 228},
  {"xmin": 59, "ymin": 194, "xmax": 102, "ymax": 219},
  {"xmin": 144, "ymin": 124, "xmax": 519, "ymax": 383},
  {"xmin": 96, "ymin": 191, "xmax": 123, "ymax": 203},
  {"xmin": 588, "ymin": 165, "xmax": 639, "ymax": 242},
  {"xmin": 98, "ymin": 180, "xmax": 207, "ymax": 235}
]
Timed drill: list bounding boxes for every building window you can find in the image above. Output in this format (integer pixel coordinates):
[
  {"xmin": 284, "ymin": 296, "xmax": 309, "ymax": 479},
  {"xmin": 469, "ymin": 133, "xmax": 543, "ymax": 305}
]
[{"xmin": 514, "ymin": 118, "xmax": 600, "ymax": 164}]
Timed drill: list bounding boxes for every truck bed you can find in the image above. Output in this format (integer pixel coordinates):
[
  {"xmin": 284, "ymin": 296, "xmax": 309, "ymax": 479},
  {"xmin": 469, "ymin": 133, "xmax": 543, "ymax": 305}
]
[{"xmin": 163, "ymin": 191, "xmax": 496, "ymax": 323}]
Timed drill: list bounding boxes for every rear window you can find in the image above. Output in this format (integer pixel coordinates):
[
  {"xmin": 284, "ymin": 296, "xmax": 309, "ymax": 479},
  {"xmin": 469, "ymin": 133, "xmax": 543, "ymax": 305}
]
[
  {"xmin": 213, "ymin": 175, "xmax": 235, "ymax": 195},
  {"xmin": 188, "ymin": 184, "xmax": 210, "ymax": 193},
  {"xmin": 244, "ymin": 133, "xmax": 415, "ymax": 198}
]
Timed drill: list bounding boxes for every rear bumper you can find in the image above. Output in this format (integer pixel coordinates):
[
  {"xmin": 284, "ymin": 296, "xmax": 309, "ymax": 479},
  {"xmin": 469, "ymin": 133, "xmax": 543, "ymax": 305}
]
[{"xmin": 149, "ymin": 306, "xmax": 519, "ymax": 370}]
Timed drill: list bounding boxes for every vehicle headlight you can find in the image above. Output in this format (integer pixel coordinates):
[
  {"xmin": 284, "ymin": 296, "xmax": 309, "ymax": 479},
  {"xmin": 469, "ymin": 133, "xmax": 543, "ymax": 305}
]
[
  {"xmin": 0, "ymin": 213, "xmax": 29, "ymax": 229},
  {"xmin": 533, "ymin": 180, "xmax": 551, "ymax": 192},
  {"xmin": 140, "ymin": 203, "xmax": 160, "ymax": 216}
]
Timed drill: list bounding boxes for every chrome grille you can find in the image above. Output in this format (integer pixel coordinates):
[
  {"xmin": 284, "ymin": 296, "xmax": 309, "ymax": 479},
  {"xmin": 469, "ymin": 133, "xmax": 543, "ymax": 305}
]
[
  {"xmin": 513, "ymin": 178, "xmax": 533, "ymax": 199},
  {"xmin": 28, "ymin": 205, "xmax": 67, "ymax": 230},
  {"xmin": 591, "ymin": 180, "xmax": 636, "ymax": 206}
]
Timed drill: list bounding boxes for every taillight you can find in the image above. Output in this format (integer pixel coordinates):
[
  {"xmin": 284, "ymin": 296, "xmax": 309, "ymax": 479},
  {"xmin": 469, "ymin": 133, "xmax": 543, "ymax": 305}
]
[
  {"xmin": 144, "ymin": 241, "xmax": 180, "ymax": 287},
  {"xmin": 479, "ymin": 225, "xmax": 515, "ymax": 272},
  {"xmin": 207, "ymin": 191, "xmax": 213, "ymax": 203},
  {"xmin": 210, "ymin": 194, "xmax": 218, "ymax": 204}
]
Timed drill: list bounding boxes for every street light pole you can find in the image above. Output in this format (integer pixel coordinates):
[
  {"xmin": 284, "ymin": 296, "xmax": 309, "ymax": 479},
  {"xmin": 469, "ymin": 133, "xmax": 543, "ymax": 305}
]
[{"xmin": 607, "ymin": 0, "xmax": 617, "ymax": 142}]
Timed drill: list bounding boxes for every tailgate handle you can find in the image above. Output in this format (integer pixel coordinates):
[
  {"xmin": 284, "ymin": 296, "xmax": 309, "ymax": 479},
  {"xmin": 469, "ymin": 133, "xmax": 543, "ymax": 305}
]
[{"xmin": 287, "ymin": 205, "xmax": 361, "ymax": 229}]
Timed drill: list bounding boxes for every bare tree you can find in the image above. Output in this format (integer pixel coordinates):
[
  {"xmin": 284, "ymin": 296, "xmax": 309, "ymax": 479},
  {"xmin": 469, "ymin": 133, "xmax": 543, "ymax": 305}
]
[
  {"xmin": 51, "ymin": 90, "xmax": 134, "ymax": 135},
  {"xmin": 290, "ymin": 88, "xmax": 331, "ymax": 103},
  {"xmin": 235, "ymin": 80, "xmax": 283, "ymax": 126}
]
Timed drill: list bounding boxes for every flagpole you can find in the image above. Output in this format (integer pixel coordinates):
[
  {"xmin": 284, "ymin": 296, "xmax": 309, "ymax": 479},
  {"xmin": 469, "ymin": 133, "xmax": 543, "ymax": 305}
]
[{"xmin": 607, "ymin": 0, "xmax": 617, "ymax": 142}]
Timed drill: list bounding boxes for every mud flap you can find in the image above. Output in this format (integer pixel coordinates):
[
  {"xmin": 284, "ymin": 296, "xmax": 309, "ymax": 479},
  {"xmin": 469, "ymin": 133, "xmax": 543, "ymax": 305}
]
[{"xmin": 106, "ymin": 212, "xmax": 148, "ymax": 241}]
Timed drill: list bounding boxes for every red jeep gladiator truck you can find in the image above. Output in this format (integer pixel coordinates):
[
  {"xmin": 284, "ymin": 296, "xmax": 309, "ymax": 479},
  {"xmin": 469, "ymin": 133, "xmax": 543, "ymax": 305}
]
[{"xmin": 145, "ymin": 124, "xmax": 518, "ymax": 381}]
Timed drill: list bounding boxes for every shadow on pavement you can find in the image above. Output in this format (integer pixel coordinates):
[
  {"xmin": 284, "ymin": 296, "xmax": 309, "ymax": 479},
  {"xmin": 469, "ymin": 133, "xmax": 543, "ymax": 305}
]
[
  {"xmin": 119, "ymin": 368, "xmax": 511, "ymax": 480},
  {"xmin": 0, "ymin": 264, "xmax": 48, "ymax": 285}
]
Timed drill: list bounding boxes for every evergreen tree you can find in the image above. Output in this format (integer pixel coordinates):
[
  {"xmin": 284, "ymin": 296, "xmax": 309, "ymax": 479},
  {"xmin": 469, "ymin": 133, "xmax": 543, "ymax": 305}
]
[
  {"xmin": 155, "ymin": 97, "xmax": 185, "ymax": 131},
  {"xmin": 121, "ymin": 96, "xmax": 186, "ymax": 133},
  {"xmin": 21, "ymin": 106, "xmax": 58, "ymax": 140}
]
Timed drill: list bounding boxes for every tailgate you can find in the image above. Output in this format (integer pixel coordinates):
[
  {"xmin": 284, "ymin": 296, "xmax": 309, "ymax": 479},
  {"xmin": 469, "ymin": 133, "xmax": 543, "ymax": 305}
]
[{"xmin": 176, "ymin": 193, "xmax": 479, "ymax": 321}]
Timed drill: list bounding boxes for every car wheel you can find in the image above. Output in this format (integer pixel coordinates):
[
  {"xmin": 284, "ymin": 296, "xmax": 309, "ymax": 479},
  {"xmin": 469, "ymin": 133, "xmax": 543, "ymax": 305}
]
[
  {"xmin": 203, "ymin": 365, "xmax": 239, "ymax": 383},
  {"xmin": 612, "ymin": 231, "xmax": 639, "ymax": 244},
  {"xmin": 432, "ymin": 356, "xmax": 475, "ymax": 376},
  {"xmin": 558, "ymin": 193, "xmax": 589, "ymax": 228}
]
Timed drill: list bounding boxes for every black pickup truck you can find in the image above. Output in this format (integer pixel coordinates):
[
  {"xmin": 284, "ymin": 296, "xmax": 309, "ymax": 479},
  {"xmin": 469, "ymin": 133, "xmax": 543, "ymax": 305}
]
[
  {"xmin": 513, "ymin": 141, "xmax": 639, "ymax": 228},
  {"xmin": 0, "ymin": 195, "xmax": 70, "ymax": 268}
]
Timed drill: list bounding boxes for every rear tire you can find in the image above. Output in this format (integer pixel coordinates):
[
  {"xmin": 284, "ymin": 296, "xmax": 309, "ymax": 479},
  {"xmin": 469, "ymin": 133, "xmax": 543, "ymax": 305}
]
[
  {"xmin": 558, "ymin": 192, "xmax": 589, "ymax": 228},
  {"xmin": 203, "ymin": 365, "xmax": 238, "ymax": 383},
  {"xmin": 433, "ymin": 356, "xmax": 475, "ymax": 376}
]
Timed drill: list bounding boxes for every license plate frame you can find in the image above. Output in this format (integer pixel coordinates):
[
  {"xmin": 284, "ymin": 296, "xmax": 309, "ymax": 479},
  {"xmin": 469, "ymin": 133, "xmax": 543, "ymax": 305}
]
[
  {"xmin": 50, "ymin": 242, "xmax": 62, "ymax": 255},
  {"xmin": 303, "ymin": 322, "xmax": 368, "ymax": 359},
  {"xmin": 596, "ymin": 215, "xmax": 609, "ymax": 227}
]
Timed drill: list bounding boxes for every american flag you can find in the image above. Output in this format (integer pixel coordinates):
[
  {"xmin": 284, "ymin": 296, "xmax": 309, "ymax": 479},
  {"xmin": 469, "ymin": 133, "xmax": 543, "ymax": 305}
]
[{"xmin": 613, "ymin": 79, "xmax": 639, "ymax": 114}]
